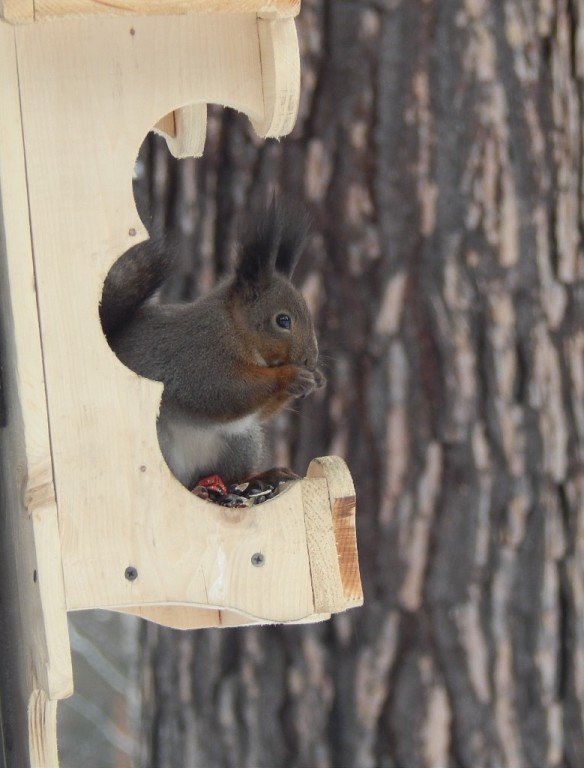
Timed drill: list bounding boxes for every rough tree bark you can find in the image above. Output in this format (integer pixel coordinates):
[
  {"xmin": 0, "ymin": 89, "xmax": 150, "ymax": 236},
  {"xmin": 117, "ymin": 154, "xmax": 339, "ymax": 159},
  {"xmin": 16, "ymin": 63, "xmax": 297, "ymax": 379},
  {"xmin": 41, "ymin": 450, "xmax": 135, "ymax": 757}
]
[{"xmin": 136, "ymin": 1, "xmax": 584, "ymax": 766}]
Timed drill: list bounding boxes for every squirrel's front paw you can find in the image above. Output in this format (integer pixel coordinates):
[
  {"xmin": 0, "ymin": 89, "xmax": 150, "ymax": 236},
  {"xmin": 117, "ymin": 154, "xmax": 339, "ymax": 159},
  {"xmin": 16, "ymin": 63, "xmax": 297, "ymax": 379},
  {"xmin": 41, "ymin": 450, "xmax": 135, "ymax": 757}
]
[
  {"xmin": 314, "ymin": 368, "xmax": 326, "ymax": 389},
  {"xmin": 286, "ymin": 367, "xmax": 322, "ymax": 398}
]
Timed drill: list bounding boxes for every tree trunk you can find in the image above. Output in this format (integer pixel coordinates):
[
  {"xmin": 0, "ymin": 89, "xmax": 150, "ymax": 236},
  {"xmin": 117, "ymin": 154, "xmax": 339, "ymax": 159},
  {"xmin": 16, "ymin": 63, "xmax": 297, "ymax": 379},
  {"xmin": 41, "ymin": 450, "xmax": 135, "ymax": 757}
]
[{"xmin": 137, "ymin": 1, "xmax": 584, "ymax": 766}]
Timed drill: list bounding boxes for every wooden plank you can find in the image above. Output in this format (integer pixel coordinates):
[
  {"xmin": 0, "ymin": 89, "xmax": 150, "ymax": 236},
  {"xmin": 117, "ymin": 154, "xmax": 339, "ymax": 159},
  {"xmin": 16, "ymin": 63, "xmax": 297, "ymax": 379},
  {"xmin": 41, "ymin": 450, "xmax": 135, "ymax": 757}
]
[
  {"xmin": 28, "ymin": 693, "xmax": 58, "ymax": 768},
  {"xmin": 13, "ymin": 12, "xmax": 315, "ymax": 626},
  {"xmin": 117, "ymin": 604, "xmax": 331, "ymax": 628},
  {"xmin": 307, "ymin": 457, "xmax": 363, "ymax": 607},
  {"xmin": 251, "ymin": 15, "xmax": 300, "ymax": 138},
  {"xmin": 119, "ymin": 605, "xmax": 272, "ymax": 629},
  {"xmin": 9, "ymin": 9, "xmax": 354, "ymax": 635},
  {"xmin": 0, "ymin": 0, "xmax": 299, "ymax": 22},
  {"xmin": 302, "ymin": 478, "xmax": 346, "ymax": 613},
  {"xmin": 0, "ymin": 0, "xmax": 34, "ymax": 23},
  {"xmin": 332, "ymin": 494, "xmax": 362, "ymax": 604},
  {"xmin": 118, "ymin": 605, "xmax": 224, "ymax": 629},
  {"xmin": 0, "ymin": 13, "xmax": 72, "ymax": 705},
  {"xmin": 148, "ymin": 16, "xmax": 301, "ymax": 154},
  {"xmin": 0, "ymin": 17, "xmax": 72, "ymax": 768}
]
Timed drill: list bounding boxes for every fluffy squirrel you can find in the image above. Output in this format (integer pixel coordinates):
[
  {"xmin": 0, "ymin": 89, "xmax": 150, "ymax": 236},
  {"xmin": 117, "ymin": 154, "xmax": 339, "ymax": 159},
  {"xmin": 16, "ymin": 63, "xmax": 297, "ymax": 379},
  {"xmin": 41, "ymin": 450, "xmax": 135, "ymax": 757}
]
[{"xmin": 100, "ymin": 201, "xmax": 325, "ymax": 489}]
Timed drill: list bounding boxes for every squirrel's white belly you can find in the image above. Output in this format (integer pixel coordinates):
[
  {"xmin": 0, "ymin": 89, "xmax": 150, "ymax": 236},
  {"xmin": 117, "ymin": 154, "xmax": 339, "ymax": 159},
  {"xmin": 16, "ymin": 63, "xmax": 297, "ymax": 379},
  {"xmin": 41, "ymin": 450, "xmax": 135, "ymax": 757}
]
[{"xmin": 158, "ymin": 410, "xmax": 257, "ymax": 487}]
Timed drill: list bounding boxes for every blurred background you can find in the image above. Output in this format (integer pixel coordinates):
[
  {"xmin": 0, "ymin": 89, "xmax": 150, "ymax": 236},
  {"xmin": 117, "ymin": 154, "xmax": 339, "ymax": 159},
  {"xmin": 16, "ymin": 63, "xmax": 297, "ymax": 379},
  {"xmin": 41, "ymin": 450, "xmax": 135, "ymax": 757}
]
[{"xmin": 59, "ymin": 1, "xmax": 584, "ymax": 766}]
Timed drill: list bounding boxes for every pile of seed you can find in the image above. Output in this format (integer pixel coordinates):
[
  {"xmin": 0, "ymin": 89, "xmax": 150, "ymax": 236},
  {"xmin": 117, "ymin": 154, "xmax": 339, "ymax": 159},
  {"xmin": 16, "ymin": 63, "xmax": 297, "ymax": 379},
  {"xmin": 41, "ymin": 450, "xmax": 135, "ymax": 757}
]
[{"xmin": 191, "ymin": 471, "xmax": 299, "ymax": 508}]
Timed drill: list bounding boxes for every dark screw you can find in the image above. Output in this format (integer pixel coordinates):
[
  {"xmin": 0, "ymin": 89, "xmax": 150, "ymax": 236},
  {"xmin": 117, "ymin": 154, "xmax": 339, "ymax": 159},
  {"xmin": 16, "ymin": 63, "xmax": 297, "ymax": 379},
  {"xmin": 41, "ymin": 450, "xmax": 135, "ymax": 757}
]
[
  {"xmin": 125, "ymin": 566, "xmax": 138, "ymax": 581},
  {"xmin": 128, "ymin": 227, "xmax": 137, "ymax": 237},
  {"xmin": 251, "ymin": 553, "xmax": 265, "ymax": 567}
]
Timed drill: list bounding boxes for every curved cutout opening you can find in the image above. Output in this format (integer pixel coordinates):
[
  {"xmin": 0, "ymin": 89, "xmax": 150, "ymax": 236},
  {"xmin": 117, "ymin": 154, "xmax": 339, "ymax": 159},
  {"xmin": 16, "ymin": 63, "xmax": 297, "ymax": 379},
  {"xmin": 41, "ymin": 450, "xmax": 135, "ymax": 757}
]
[{"xmin": 100, "ymin": 113, "xmax": 325, "ymax": 505}]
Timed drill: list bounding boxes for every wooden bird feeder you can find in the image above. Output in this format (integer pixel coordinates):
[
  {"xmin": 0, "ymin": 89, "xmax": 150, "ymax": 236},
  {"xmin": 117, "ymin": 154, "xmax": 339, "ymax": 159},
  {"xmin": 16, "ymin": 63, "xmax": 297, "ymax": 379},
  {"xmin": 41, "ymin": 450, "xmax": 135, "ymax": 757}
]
[{"xmin": 0, "ymin": 2, "xmax": 362, "ymax": 765}]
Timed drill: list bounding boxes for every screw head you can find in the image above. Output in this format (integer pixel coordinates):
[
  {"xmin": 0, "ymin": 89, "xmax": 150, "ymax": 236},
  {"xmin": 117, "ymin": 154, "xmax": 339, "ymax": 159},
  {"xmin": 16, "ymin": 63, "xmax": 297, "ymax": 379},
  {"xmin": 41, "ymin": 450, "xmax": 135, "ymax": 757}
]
[
  {"xmin": 125, "ymin": 566, "xmax": 138, "ymax": 581},
  {"xmin": 251, "ymin": 552, "xmax": 265, "ymax": 567}
]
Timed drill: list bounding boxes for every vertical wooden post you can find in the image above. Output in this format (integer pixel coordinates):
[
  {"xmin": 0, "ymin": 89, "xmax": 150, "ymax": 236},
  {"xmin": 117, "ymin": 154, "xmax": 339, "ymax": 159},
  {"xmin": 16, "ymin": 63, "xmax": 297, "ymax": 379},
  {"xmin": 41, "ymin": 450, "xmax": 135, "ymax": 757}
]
[{"xmin": 0, "ymin": 20, "xmax": 72, "ymax": 768}]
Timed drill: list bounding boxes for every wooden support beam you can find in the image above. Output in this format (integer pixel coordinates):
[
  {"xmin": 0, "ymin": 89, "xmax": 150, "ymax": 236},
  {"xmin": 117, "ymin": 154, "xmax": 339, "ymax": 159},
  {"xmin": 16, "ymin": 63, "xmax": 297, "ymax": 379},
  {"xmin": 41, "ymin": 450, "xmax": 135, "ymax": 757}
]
[{"xmin": 0, "ymin": 20, "xmax": 72, "ymax": 768}]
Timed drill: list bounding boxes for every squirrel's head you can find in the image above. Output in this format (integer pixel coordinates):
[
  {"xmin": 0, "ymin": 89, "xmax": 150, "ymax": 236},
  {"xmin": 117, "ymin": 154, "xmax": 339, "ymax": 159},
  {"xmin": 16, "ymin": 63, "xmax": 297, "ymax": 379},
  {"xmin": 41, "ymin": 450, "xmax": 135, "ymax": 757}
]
[{"xmin": 229, "ymin": 201, "xmax": 319, "ymax": 370}]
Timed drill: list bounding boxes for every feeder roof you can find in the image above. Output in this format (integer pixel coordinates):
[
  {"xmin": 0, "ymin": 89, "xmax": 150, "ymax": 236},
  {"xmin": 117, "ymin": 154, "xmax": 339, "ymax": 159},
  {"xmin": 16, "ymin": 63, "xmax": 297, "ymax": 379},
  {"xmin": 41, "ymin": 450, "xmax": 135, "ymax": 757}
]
[{"xmin": 0, "ymin": 0, "xmax": 300, "ymax": 23}]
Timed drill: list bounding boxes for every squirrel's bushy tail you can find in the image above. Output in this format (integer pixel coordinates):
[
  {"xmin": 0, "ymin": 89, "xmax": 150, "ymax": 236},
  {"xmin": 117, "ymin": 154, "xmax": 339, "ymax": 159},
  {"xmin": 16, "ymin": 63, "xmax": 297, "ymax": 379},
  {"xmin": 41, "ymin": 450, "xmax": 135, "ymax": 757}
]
[{"xmin": 100, "ymin": 238, "xmax": 175, "ymax": 339}]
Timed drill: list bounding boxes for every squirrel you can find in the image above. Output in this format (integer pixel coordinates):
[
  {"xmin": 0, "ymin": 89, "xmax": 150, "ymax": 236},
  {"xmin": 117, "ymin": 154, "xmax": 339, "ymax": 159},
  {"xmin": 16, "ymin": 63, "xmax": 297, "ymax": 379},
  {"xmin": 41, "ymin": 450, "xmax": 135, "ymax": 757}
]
[{"xmin": 100, "ymin": 200, "xmax": 325, "ymax": 490}]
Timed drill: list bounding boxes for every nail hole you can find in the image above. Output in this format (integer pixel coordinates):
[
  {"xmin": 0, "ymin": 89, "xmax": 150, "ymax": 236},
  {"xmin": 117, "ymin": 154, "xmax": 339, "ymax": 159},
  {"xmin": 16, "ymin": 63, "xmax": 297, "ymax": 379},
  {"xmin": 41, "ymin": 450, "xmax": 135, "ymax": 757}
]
[{"xmin": 128, "ymin": 227, "xmax": 137, "ymax": 237}]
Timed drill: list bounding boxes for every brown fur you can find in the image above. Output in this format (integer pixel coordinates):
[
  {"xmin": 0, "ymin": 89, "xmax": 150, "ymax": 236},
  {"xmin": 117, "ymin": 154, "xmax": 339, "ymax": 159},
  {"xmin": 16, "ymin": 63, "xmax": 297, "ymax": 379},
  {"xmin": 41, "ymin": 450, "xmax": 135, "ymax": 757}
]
[{"xmin": 100, "ymin": 200, "xmax": 325, "ymax": 487}]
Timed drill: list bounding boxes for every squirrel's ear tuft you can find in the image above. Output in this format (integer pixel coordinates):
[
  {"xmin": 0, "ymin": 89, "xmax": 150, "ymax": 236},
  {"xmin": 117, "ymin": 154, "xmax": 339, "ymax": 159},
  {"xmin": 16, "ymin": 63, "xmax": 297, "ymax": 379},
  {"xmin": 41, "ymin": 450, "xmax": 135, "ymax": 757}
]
[
  {"xmin": 235, "ymin": 199, "xmax": 283, "ymax": 293},
  {"xmin": 274, "ymin": 200, "xmax": 311, "ymax": 277}
]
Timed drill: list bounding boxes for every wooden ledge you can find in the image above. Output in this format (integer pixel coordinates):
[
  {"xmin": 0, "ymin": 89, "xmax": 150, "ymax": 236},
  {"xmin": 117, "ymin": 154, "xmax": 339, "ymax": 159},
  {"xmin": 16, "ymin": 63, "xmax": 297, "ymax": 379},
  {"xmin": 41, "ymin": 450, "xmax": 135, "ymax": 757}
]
[
  {"xmin": 0, "ymin": 0, "xmax": 300, "ymax": 23},
  {"xmin": 84, "ymin": 456, "xmax": 363, "ymax": 631}
]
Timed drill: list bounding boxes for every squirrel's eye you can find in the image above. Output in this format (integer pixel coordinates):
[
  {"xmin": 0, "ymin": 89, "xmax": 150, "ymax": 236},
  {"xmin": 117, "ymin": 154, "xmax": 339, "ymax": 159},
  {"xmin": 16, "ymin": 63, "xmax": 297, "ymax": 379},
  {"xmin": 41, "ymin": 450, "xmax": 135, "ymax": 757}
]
[{"xmin": 276, "ymin": 313, "xmax": 292, "ymax": 330}]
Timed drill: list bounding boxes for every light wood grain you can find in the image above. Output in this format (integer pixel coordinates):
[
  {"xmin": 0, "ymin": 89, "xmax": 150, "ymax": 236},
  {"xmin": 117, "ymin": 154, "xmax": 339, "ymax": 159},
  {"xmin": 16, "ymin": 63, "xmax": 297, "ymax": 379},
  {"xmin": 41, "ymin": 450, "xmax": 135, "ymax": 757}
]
[
  {"xmin": 28, "ymin": 692, "xmax": 58, "ymax": 768},
  {"xmin": 307, "ymin": 456, "xmax": 363, "ymax": 606},
  {"xmin": 302, "ymin": 476, "xmax": 346, "ymax": 613},
  {"xmin": 0, "ymin": 14, "xmax": 72, "ymax": 703},
  {"xmin": 154, "ymin": 110, "xmax": 176, "ymax": 137},
  {"xmin": 251, "ymin": 15, "xmax": 300, "ymax": 138},
  {"xmin": 117, "ymin": 604, "xmax": 331, "ymax": 628},
  {"xmin": 0, "ymin": 0, "xmax": 34, "ymax": 22},
  {"xmin": 153, "ymin": 104, "xmax": 207, "ymax": 159},
  {"xmin": 0, "ymin": 0, "xmax": 299, "ymax": 22},
  {"xmin": 12, "ymin": 12, "xmax": 340, "ymax": 628},
  {"xmin": 0, "ymin": 18, "xmax": 72, "ymax": 768},
  {"xmin": 0, "ymin": 7, "xmax": 363, "ymax": 767}
]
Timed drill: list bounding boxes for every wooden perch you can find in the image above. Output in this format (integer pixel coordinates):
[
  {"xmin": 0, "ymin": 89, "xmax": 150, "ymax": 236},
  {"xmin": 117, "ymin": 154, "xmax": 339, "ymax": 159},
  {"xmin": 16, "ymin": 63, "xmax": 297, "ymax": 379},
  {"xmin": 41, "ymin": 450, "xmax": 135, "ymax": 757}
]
[{"xmin": 119, "ymin": 456, "xmax": 361, "ymax": 629}]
